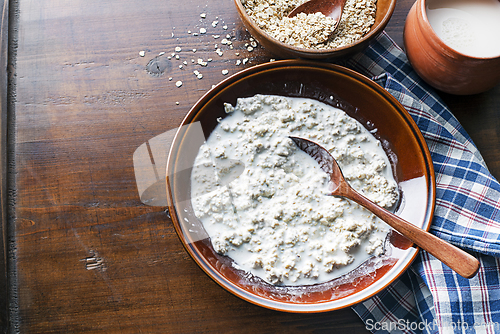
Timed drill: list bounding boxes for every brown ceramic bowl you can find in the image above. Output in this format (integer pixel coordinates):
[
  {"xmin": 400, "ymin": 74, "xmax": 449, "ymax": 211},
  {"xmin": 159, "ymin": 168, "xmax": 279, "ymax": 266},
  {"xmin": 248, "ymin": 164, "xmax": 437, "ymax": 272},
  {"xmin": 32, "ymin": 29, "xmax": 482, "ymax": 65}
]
[
  {"xmin": 166, "ymin": 60, "xmax": 435, "ymax": 312},
  {"xmin": 234, "ymin": 0, "xmax": 396, "ymax": 59},
  {"xmin": 404, "ymin": 0, "xmax": 500, "ymax": 95}
]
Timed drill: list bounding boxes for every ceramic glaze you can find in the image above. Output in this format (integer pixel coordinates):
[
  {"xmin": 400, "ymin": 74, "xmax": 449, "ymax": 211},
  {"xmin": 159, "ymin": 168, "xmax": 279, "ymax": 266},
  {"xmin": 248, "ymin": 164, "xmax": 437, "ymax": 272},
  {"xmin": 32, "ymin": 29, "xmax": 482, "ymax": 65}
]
[
  {"xmin": 426, "ymin": 0, "xmax": 500, "ymax": 58},
  {"xmin": 167, "ymin": 60, "xmax": 436, "ymax": 311}
]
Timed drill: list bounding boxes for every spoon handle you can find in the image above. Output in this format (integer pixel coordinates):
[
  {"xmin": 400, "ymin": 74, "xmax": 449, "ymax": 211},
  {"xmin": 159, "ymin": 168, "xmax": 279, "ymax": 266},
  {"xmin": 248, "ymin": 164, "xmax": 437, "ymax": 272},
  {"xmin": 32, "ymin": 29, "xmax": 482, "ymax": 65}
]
[{"xmin": 346, "ymin": 189, "xmax": 480, "ymax": 279}]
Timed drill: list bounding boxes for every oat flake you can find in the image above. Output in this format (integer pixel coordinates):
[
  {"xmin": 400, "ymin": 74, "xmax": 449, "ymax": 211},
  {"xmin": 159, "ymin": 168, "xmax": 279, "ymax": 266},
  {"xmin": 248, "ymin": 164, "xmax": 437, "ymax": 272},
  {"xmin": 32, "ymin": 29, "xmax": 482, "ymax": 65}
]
[{"xmin": 242, "ymin": 0, "xmax": 376, "ymax": 49}]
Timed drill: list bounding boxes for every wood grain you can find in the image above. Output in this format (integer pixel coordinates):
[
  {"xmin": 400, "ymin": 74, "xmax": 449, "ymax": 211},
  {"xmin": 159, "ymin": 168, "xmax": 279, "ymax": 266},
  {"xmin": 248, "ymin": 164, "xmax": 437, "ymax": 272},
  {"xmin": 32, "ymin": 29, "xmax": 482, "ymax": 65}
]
[
  {"xmin": 4, "ymin": 0, "xmax": 500, "ymax": 332},
  {"xmin": 0, "ymin": 0, "xmax": 8, "ymax": 332}
]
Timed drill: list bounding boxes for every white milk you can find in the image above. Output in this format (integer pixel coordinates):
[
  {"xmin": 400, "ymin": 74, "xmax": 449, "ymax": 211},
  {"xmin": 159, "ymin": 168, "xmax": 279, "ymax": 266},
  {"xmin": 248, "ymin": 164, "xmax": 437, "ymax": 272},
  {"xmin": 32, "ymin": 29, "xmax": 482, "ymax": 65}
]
[
  {"xmin": 426, "ymin": 0, "xmax": 500, "ymax": 58},
  {"xmin": 190, "ymin": 95, "xmax": 399, "ymax": 286}
]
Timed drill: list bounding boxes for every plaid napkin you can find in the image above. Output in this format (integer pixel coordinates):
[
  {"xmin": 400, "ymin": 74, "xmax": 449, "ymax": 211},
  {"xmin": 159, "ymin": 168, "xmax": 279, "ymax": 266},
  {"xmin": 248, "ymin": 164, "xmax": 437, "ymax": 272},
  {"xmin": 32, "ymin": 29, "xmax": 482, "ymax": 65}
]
[{"xmin": 334, "ymin": 32, "xmax": 500, "ymax": 334}]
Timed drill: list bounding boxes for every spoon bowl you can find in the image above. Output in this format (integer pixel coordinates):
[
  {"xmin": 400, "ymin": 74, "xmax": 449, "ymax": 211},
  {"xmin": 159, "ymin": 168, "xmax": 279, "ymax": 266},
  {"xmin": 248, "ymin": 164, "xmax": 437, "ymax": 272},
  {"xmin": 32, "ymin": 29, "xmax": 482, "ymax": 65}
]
[
  {"xmin": 290, "ymin": 136, "xmax": 480, "ymax": 279},
  {"xmin": 288, "ymin": 0, "xmax": 347, "ymax": 36},
  {"xmin": 288, "ymin": 0, "xmax": 347, "ymax": 23}
]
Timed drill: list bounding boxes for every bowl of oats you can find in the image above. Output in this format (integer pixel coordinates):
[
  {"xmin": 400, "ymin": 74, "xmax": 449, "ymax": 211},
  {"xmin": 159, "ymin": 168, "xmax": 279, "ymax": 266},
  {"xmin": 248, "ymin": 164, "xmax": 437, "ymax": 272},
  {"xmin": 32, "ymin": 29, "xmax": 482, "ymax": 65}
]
[
  {"xmin": 234, "ymin": 0, "xmax": 396, "ymax": 59},
  {"xmin": 166, "ymin": 59, "xmax": 435, "ymax": 312}
]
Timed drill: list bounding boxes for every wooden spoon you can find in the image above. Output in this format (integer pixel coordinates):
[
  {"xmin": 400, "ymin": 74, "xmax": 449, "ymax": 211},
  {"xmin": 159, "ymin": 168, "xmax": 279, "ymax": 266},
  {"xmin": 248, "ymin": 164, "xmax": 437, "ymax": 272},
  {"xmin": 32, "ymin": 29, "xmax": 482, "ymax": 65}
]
[
  {"xmin": 290, "ymin": 136, "xmax": 480, "ymax": 279},
  {"xmin": 288, "ymin": 0, "xmax": 347, "ymax": 33}
]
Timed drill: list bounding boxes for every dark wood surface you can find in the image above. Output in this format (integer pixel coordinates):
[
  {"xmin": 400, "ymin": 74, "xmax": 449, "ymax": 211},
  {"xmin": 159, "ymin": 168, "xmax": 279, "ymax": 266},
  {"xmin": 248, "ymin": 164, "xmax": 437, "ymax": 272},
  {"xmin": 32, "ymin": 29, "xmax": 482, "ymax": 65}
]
[{"xmin": 3, "ymin": 0, "xmax": 500, "ymax": 333}]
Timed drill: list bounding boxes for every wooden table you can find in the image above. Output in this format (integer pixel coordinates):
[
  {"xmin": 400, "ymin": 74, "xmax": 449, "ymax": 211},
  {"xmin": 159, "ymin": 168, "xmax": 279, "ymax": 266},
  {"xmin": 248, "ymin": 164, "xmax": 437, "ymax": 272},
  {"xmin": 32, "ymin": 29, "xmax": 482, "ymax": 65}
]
[{"xmin": 1, "ymin": 0, "xmax": 499, "ymax": 332}]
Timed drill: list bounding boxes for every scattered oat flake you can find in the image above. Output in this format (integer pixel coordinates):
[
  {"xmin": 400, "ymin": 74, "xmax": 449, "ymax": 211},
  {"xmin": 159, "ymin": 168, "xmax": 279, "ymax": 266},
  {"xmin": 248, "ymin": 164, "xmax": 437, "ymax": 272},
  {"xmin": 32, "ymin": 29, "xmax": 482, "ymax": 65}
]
[
  {"xmin": 222, "ymin": 69, "xmax": 229, "ymax": 75},
  {"xmin": 192, "ymin": 49, "xmax": 197, "ymax": 53},
  {"xmin": 197, "ymin": 58, "xmax": 208, "ymax": 66},
  {"xmin": 213, "ymin": 35, "xmax": 220, "ymax": 39},
  {"xmin": 176, "ymin": 101, "xmax": 180, "ymax": 105},
  {"xmin": 247, "ymin": 46, "xmax": 254, "ymax": 52},
  {"xmin": 175, "ymin": 46, "xmax": 182, "ymax": 52},
  {"xmin": 223, "ymin": 25, "xmax": 228, "ymax": 30},
  {"xmin": 236, "ymin": 59, "xmax": 241, "ymax": 65},
  {"xmin": 179, "ymin": 65, "xmax": 183, "ymax": 69},
  {"xmin": 212, "ymin": 20, "xmax": 218, "ymax": 27},
  {"xmin": 197, "ymin": 73, "xmax": 203, "ymax": 79},
  {"xmin": 159, "ymin": 51, "xmax": 165, "ymax": 56},
  {"xmin": 243, "ymin": 58, "xmax": 249, "ymax": 64},
  {"xmin": 175, "ymin": 80, "xmax": 183, "ymax": 87},
  {"xmin": 200, "ymin": 28, "xmax": 207, "ymax": 34},
  {"xmin": 200, "ymin": 13, "xmax": 206, "ymax": 18},
  {"xmin": 139, "ymin": 50, "xmax": 145, "ymax": 57}
]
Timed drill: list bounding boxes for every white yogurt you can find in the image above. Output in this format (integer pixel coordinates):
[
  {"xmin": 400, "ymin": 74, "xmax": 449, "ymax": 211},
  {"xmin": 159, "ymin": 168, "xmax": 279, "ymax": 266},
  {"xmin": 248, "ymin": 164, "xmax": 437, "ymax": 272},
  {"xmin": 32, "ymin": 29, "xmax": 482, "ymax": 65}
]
[
  {"xmin": 190, "ymin": 95, "xmax": 398, "ymax": 286},
  {"xmin": 426, "ymin": 0, "xmax": 500, "ymax": 58}
]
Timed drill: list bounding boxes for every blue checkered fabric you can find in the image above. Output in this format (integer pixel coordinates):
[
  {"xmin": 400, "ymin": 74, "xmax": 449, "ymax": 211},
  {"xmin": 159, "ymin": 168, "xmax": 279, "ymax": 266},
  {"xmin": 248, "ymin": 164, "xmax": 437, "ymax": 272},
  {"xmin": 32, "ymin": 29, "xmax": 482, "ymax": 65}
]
[{"xmin": 338, "ymin": 32, "xmax": 500, "ymax": 334}]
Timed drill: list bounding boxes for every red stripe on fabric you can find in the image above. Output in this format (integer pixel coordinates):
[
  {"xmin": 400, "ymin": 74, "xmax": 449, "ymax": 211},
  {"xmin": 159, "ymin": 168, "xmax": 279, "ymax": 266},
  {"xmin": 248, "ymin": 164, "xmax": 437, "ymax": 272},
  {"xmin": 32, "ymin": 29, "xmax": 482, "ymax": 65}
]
[
  {"xmin": 441, "ymin": 182, "xmax": 499, "ymax": 209},
  {"xmin": 402, "ymin": 105, "xmax": 472, "ymax": 153},
  {"xmin": 391, "ymin": 285, "xmax": 418, "ymax": 316},
  {"xmin": 375, "ymin": 297, "xmax": 418, "ymax": 334},
  {"xmin": 420, "ymin": 251, "xmax": 444, "ymax": 327},
  {"xmin": 476, "ymin": 262, "xmax": 494, "ymax": 334},
  {"xmin": 435, "ymin": 198, "xmax": 500, "ymax": 231}
]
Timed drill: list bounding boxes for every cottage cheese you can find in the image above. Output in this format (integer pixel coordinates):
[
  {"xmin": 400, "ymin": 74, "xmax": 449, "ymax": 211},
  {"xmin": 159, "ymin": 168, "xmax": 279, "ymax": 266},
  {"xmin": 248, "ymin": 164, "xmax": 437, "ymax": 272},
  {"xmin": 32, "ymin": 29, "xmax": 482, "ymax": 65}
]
[{"xmin": 190, "ymin": 95, "xmax": 398, "ymax": 286}]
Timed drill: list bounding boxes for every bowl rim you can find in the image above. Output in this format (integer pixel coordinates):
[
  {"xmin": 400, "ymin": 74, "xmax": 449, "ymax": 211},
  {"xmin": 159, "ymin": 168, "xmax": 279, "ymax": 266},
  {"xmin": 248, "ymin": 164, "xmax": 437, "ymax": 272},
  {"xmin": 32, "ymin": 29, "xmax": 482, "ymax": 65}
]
[
  {"xmin": 233, "ymin": 0, "xmax": 397, "ymax": 56},
  {"xmin": 166, "ymin": 59, "xmax": 436, "ymax": 313}
]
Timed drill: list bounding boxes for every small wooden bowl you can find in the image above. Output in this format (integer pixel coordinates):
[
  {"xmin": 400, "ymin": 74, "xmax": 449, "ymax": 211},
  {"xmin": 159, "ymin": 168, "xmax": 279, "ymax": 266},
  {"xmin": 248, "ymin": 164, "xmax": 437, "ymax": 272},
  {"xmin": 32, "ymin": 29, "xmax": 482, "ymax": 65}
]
[
  {"xmin": 166, "ymin": 60, "xmax": 435, "ymax": 312},
  {"xmin": 234, "ymin": 0, "xmax": 396, "ymax": 59}
]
